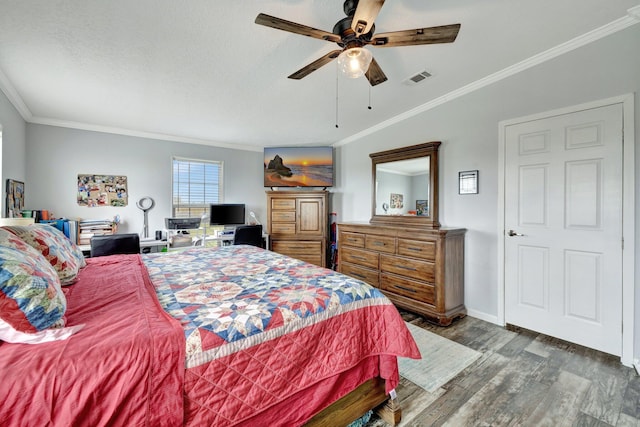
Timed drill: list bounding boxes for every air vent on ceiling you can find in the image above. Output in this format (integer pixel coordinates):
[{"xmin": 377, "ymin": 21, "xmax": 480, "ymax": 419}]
[{"xmin": 404, "ymin": 70, "xmax": 432, "ymax": 85}]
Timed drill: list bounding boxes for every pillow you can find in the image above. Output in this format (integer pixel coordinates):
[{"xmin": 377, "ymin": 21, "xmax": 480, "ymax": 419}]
[
  {"xmin": 1, "ymin": 223, "xmax": 86, "ymax": 285},
  {"xmin": 0, "ymin": 228, "xmax": 66, "ymax": 333},
  {"xmin": 0, "ymin": 317, "xmax": 84, "ymax": 344}
]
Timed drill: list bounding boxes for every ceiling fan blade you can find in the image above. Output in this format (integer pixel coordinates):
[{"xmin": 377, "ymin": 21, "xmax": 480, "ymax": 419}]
[
  {"xmin": 365, "ymin": 57, "xmax": 387, "ymax": 86},
  {"xmin": 288, "ymin": 50, "xmax": 342, "ymax": 80},
  {"xmin": 370, "ymin": 24, "xmax": 461, "ymax": 47},
  {"xmin": 351, "ymin": 0, "xmax": 385, "ymax": 37},
  {"xmin": 255, "ymin": 13, "xmax": 341, "ymax": 43}
]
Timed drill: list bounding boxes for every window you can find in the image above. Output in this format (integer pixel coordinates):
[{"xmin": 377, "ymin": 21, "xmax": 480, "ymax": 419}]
[
  {"xmin": 172, "ymin": 157, "xmax": 222, "ymax": 219},
  {"xmin": 172, "ymin": 157, "xmax": 223, "ymax": 246}
]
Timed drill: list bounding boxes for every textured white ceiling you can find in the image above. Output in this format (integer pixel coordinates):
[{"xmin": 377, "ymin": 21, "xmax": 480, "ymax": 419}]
[{"xmin": 0, "ymin": 0, "xmax": 638, "ymax": 151}]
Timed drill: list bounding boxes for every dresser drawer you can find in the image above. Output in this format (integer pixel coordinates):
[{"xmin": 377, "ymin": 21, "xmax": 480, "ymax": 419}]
[
  {"xmin": 340, "ymin": 262, "xmax": 379, "ymax": 287},
  {"xmin": 271, "ymin": 199, "xmax": 296, "ymax": 210},
  {"xmin": 365, "ymin": 235, "xmax": 396, "ymax": 254},
  {"xmin": 380, "ymin": 273, "xmax": 435, "ymax": 305},
  {"xmin": 295, "ymin": 254, "xmax": 322, "ymax": 266},
  {"xmin": 340, "ymin": 232, "xmax": 365, "ymax": 248},
  {"xmin": 341, "ymin": 247, "xmax": 379, "ymax": 269},
  {"xmin": 397, "ymin": 239, "xmax": 436, "ymax": 261},
  {"xmin": 380, "ymin": 254, "xmax": 434, "ymax": 282},
  {"xmin": 272, "ymin": 240, "xmax": 323, "ymax": 266},
  {"xmin": 271, "ymin": 211, "xmax": 296, "ymax": 222},
  {"xmin": 271, "ymin": 223, "xmax": 296, "ymax": 234},
  {"xmin": 272, "ymin": 240, "xmax": 321, "ymax": 254}
]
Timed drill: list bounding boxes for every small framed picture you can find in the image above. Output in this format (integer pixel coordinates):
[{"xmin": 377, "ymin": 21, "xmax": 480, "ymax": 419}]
[
  {"xmin": 416, "ymin": 200, "xmax": 428, "ymax": 216},
  {"xmin": 390, "ymin": 193, "xmax": 403, "ymax": 209},
  {"xmin": 6, "ymin": 179, "xmax": 25, "ymax": 218},
  {"xmin": 459, "ymin": 170, "xmax": 479, "ymax": 194}
]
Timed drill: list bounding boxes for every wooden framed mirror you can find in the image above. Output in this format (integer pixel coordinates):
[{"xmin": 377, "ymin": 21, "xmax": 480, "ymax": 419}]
[{"xmin": 370, "ymin": 141, "xmax": 440, "ymax": 228}]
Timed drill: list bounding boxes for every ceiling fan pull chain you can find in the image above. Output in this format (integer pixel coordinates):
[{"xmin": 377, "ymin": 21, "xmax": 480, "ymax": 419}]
[
  {"xmin": 335, "ymin": 69, "xmax": 340, "ymax": 128},
  {"xmin": 368, "ymin": 85, "xmax": 372, "ymax": 110}
]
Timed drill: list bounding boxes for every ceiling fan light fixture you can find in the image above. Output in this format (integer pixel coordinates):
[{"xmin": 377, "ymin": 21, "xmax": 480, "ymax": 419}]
[{"xmin": 337, "ymin": 47, "xmax": 373, "ymax": 78}]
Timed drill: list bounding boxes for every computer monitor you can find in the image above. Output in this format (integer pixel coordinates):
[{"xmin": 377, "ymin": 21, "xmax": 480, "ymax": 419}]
[
  {"xmin": 209, "ymin": 204, "xmax": 246, "ymax": 226},
  {"xmin": 165, "ymin": 217, "xmax": 202, "ymax": 230}
]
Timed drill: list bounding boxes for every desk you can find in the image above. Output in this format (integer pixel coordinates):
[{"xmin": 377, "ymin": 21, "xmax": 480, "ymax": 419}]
[
  {"xmin": 79, "ymin": 234, "xmax": 270, "ymax": 254},
  {"xmin": 140, "ymin": 239, "xmax": 170, "ymax": 251},
  {"xmin": 78, "ymin": 239, "xmax": 167, "ymax": 254},
  {"xmin": 189, "ymin": 233, "xmax": 270, "ymax": 249}
]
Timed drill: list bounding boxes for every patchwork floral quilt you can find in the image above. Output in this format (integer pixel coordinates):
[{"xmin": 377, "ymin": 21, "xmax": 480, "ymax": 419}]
[{"xmin": 143, "ymin": 245, "xmax": 419, "ymax": 426}]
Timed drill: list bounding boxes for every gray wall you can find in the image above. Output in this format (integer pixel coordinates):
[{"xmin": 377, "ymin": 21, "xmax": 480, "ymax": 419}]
[
  {"xmin": 0, "ymin": 88, "xmax": 27, "ymax": 216},
  {"xmin": 334, "ymin": 24, "xmax": 640, "ymax": 354},
  {"xmin": 375, "ymin": 170, "xmax": 411, "ymax": 215},
  {"xmin": 25, "ymin": 124, "xmax": 266, "ymax": 236}
]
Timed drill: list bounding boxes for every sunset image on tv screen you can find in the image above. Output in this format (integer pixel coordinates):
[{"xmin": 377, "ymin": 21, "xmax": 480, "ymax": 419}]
[{"xmin": 263, "ymin": 146, "xmax": 333, "ymax": 187}]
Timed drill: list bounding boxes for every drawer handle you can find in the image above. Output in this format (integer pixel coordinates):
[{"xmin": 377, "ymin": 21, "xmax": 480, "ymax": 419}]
[
  {"xmin": 395, "ymin": 285, "xmax": 417, "ymax": 293},
  {"xmin": 347, "ymin": 238, "xmax": 358, "ymax": 242},
  {"xmin": 352, "ymin": 255, "xmax": 367, "ymax": 261},
  {"xmin": 351, "ymin": 273, "xmax": 366, "ymax": 279},
  {"xmin": 395, "ymin": 264, "xmax": 417, "ymax": 271},
  {"xmin": 372, "ymin": 241, "xmax": 386, "ymax": 247},
  {"xmin": 406, "ymin": 247, "xmax": 422, "ymax": 252}
]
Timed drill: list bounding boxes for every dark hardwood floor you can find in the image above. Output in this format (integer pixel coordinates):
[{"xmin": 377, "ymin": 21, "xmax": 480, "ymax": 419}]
[{"xmin": 368, "ymin": 311, "xmax": 640, "ymax": 427}]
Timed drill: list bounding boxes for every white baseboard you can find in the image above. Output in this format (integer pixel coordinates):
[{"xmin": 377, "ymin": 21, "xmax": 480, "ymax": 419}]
[
  {"xmin": 466, "ymin": 309, "xmax": 500, "ymax": 326},
  {"xmin": 634, "ymin": 359, "xmax": 640, "ymax": 376}
]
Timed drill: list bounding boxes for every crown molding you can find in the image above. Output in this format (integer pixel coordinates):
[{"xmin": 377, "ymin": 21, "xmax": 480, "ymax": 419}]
[
  {"xmin": 336, "ymin": 11, "xmax": 640, "ymax": 147},
  {"xmin": 0, "ymin": 67, "xmax": 32, "ymax": 121},
  {"xmin": 29, "ymin": 116, "xmax": 263, "ymax": 152}
]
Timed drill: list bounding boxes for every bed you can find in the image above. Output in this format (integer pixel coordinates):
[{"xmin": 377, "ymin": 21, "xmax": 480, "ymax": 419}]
[{"xmin": 0, "ymin": 224, "xmax": 420, "ymax": 426}]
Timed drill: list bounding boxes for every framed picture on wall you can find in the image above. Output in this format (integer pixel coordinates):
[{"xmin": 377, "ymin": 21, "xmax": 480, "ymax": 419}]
[
  {"xmin": 77, "ymin": 174, "xmax": 128, "ymax": 207},
  {"xmin": 459, "ymin": 170, "xmax": 479, "ymax": 194},
  {"xmin": 390, "ymin": 193, "xmax": 404, "ymax": 209},
  {"xmin": 6, "ymin": 179, "xmax": 25, "ymax": 218},
  {"xmin": 416, "ymin": 199, "xmax": 428, "ymax": 216}
]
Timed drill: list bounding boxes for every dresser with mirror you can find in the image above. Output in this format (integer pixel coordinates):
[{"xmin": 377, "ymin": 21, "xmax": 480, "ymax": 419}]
[{"xmin": 338, "ymin": 142, "xmax": 466, "ymax": 326}]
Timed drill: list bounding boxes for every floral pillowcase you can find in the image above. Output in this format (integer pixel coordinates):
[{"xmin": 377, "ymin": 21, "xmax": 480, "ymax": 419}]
[
  {"xmin": 1, "ymin": 224, "xmax": 86, "ymax": 285},
  {"xmin": 0, "ymin": 228, "xmax": 67, "ymax": 334}
]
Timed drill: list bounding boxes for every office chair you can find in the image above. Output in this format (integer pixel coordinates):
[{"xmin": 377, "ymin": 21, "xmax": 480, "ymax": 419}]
[
  {"xmin": 90, "ymin": 233, "xmax": 140, "ymax": 257},
  {"xmin": 233, "ymin": 225, "xmax": 264, "ymax": 248}
]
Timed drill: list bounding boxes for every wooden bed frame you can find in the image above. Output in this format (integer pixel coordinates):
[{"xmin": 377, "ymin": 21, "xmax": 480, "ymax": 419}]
[{"xmin": 307, "ymin": 377, "xmax": 401, "ymax": 426}]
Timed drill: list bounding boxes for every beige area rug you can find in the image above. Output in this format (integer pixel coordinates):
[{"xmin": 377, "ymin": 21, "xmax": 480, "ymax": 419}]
[{"xmin": 399, "ymin": 322, "xmax": 482, "ymax": 393}]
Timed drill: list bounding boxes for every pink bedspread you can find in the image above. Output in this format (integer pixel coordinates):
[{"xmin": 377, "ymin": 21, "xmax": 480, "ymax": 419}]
[
  {"xmin": 144, "ymin": 246, "xmax": 421, "ymax": 426},
  {"xmin": 0, "ymin": 255, "xmax": 185, "ymax": 426},
  {"xmin": 1, "ymin": 247, "xmax": 420, "ymax": 427}
]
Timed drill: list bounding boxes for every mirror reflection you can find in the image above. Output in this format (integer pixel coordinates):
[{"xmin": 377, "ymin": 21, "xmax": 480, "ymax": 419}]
[
  {"xmin": 370, "ymin": 141, "xmax": 440, "ymax": 228},
  {"xmin": 375, "ymin": 157, "xmax": 430, "ymax": 216}
]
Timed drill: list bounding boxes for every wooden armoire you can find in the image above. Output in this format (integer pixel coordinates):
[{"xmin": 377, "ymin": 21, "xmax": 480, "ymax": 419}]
[{"xmin": 266, "ymin": 190, "xmax": 329, "ymax": 268}]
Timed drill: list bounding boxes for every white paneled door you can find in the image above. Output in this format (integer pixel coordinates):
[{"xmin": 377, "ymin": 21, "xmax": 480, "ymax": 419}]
[{"xmin": 504, "ymin": 103, "xmax": 623, "ymax": 356}]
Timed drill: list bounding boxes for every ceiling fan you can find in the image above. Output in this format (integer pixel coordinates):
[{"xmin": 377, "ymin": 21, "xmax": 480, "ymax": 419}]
[{"xmin": 255, "ymin": 0, "xmax": 461, "ymax": 86}]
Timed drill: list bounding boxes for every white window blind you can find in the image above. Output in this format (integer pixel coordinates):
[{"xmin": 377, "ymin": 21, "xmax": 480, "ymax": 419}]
[{"xmin": 172, "ymin": 157, "xmax": 222, "ymax": 218}]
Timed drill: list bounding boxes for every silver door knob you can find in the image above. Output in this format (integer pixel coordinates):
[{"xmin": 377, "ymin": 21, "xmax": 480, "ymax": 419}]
[{"xmin": 508, "ymin": 229, "xmax": 524, "ymax": 237}]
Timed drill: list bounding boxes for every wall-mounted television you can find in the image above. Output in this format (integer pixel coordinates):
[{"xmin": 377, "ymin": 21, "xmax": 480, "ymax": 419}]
[
  {"xmin": 210, "ymin": 203, "xmax": 246, "ymax": 226},
  {"xmin": 264, "ymin": 146, "xmax": 333, "ymax": 187}
]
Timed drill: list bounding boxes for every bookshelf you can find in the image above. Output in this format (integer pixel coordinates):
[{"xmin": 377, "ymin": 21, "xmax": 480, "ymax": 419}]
[{"xmin": 77, "ymin": 219, "xmax": 117, "ymax": 245}]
